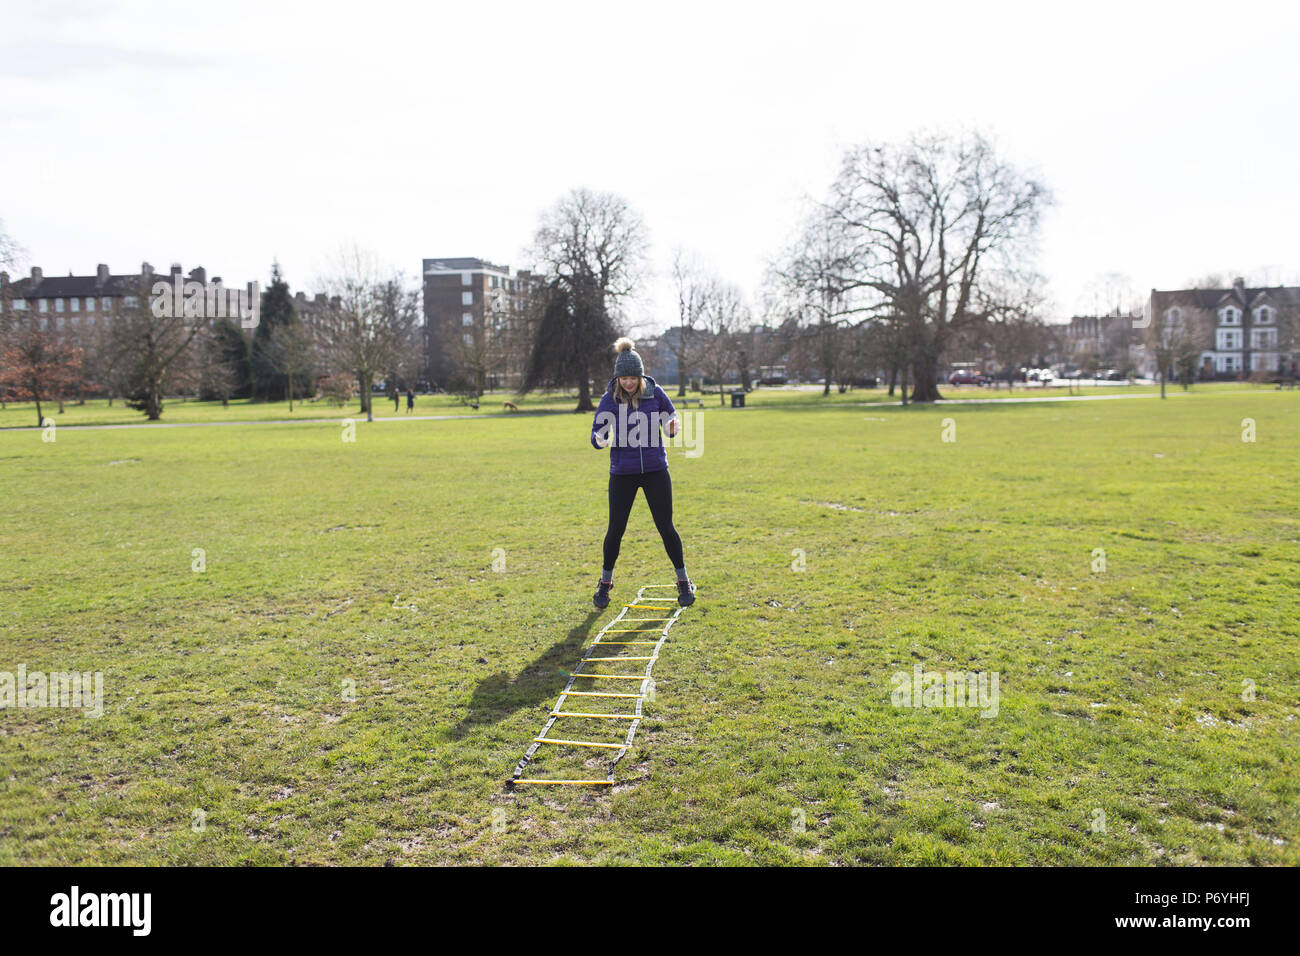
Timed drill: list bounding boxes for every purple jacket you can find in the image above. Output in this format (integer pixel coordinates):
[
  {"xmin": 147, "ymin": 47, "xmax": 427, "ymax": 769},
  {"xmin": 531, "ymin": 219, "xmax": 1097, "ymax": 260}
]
[{"xmin": 590, "ymin": 375, "xmax": 677, "ymax": 475}]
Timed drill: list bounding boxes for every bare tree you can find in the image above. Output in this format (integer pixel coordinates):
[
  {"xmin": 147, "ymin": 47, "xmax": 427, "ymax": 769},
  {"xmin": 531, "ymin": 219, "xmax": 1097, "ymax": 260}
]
[
  {"xmin": 823, "ymin": 131, "xmax": 1051, "ymax": 402},
  {"xmin": 1080, "ymin": 271, "xmax": 1141, "ymax": 318},
  {"xmin": 696, "ymin": 280, "xmax": 748, "ymax": 406},
  {"xmin": 266, "ymin": 319, "xmax": 315, "ymax": 412},
  {"xmin": 523, "ymin": 188, "xmax": 649, "ymax": 411},
  {"xmin": 110, "ymin": 274, "xmax": 202, "ymax": 420},
  {"xmin": 313, "ymin": 246, "xmax": 421, "ymax": 423},
  {"xmin": 772, "ymin": 207, "xmax": 854, "ymax": 396},
  {"xmin": 974, "ymin": 273, "xmax": 1049, "ymax": 390},
  {"xmin": 0, "ymin": 218, "xmax": 25, "ymax": 276},
  {"xmin": 669, "ymin": 247, "xmax": 711, "ymax": 396},
  {"xmin": 1144, "ymin": 301, "xmax": 1209, "ymax": 399},
  {"xmin": 0, "ymin": 219, "xmax": 27, "ymax": 408}
]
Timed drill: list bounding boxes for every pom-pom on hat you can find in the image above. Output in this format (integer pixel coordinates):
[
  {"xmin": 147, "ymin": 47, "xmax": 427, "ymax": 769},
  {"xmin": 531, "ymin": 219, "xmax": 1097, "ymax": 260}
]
[{"xmin": 613, "ymin": 336, "xmax": 644, "ymax": 378}]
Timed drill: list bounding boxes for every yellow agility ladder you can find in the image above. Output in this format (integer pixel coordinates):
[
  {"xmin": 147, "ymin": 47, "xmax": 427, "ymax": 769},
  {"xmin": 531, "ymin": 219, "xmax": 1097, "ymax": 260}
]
[{"xmin": 508, "ymin": 584, "xmax": 686, "ymax": 787}]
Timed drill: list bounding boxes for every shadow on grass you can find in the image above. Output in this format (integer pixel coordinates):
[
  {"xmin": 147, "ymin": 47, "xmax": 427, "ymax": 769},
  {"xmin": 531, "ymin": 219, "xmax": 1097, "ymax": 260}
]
[{"xmin": 447, "ymin": 608, "xmax": 603, "ymax": 739}]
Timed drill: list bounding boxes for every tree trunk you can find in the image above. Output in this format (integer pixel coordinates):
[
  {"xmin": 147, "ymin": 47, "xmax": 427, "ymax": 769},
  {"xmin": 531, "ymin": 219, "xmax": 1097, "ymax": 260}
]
[
  {"xmin": 575, "ymin": 365, "xmax": 593, "ymax": 412},
  {"xmin": 887, "ymin": 364, "xmax": 896, "ymax": 397},
  {"xmin": 34, "ymin": 397, "xmax": 43, "ymax": 427},
  {"xmin": 909, "ymin": 353, "xmax": 942, "ymax": 403}
]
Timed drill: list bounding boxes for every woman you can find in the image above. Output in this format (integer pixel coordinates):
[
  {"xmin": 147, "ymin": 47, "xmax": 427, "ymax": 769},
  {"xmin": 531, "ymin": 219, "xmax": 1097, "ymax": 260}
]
[{"xmin": 590, "ymin": 337, "xmax": 695, "ymax": 609}]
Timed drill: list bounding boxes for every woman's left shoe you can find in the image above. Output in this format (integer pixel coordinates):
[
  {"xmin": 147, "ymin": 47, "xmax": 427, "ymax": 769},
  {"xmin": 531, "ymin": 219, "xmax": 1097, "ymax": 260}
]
[{"xmin": 676, "ymin": 578, "xmax": 696, "ymax": 607}]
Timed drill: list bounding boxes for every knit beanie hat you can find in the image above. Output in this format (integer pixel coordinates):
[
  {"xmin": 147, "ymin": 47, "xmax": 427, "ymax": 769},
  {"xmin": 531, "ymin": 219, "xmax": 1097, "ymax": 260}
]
[{"xmin": 613, "ymin": 337, "xmax": 644, "ymax": 378}]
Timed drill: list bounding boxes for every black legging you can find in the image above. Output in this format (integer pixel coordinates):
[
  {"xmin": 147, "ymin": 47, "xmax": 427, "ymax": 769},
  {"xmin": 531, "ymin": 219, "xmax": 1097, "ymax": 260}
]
[{"xmin": 603, "ymin": 468, "xmax": 684, "ymax": 571}]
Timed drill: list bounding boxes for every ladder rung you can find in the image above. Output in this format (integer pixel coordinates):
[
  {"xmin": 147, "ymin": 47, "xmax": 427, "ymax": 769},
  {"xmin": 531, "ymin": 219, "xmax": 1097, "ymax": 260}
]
[
  {"xmin": 563, "ymin": 691, "xmax": 644, "ymax": 698},
  {"xmin": 624, "ymin": 618, "xmax": 671, "ymax": 622},
  {"xmin": 511, "ymin": 779, "xmax": 612, "ymax": 786},
  {"xmin": 639, "ymin": 585, "xmax": 678, "ymax": 589},
  {"xmin": 571, "ymin": 674, "xmax": 648, "ymax": 680},
  {"xmin": 551, "ymin": 711, "xmax": 638, "ymax": 719},
  {"xmin": 623, "ymin": 604, "xmax": 668, "ymax": 610},
  {"xmin": 582, "ymin": 656, "xmax": 655, "ymax": 662},
  {"xmin": 592, "ymin": 641, "xmax": 659, "ymax": 645},
  {"xmin": 534, "ymin": 737, "xmax": 629, "ymax": 749},
  {"xmin": 600, "ymin": 629, "xmax": 663, "ymax": 634}
]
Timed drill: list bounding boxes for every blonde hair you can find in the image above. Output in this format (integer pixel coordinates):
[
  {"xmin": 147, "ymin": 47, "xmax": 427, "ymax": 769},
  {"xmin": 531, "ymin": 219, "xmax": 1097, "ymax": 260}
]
[
  {"xmin": 612, "ymin": 336, "xmax": 644, "ymax": 408},
  {"xmin": 613, "ymin": 375, "xmax": 645, "ymax": 408}
]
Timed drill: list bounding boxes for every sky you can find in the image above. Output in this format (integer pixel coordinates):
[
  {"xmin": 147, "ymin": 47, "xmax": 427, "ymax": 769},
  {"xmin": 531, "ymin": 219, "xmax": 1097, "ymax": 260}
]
[{"xmin": 3, "ymin": 0, "xmax": 1299, "ymax": 336}]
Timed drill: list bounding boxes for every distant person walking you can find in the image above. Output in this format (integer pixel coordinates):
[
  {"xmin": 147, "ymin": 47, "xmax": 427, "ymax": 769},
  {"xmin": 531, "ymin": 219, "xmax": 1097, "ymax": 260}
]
[
  {"xmin": 590, "ymin": 337, "xmax": 695, "ymax": 609},
  {"xmin": 393, "ymin": 388, "xmax": 400, "ymax": 412},
  {"xmin": 406, "ymin": 388, "xmax": 414, "ymax": 413}
]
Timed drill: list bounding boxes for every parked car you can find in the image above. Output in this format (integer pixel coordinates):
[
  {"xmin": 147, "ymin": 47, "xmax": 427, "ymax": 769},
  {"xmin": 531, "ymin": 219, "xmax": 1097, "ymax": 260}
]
[{"xmin": 948, "ymin": 371, "xmax": 989, "ymax": 386}]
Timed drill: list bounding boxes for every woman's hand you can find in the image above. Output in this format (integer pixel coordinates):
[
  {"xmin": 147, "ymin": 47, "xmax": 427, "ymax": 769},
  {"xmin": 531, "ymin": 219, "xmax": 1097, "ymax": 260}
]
[
  {"xmin": 594, "ymin": 432, "xmax": 611, "ymax": 448},
  {"xmin": 665, "ymin": 417, "xmax": 679, "ymax": 438}
]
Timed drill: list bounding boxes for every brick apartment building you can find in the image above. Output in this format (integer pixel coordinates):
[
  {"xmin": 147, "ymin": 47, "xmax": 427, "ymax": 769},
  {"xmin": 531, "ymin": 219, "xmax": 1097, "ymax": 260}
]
[
  {"xmin": 0, "ymin": 262, "xmax": 250, "ymax": 335},
  {"xmin": 421, "ymin": 256, "xmax": 542, "ymax": 390},
  {"xmin": 1147, "ymin": 278, "xmax": 1297, "ymax": 379}
]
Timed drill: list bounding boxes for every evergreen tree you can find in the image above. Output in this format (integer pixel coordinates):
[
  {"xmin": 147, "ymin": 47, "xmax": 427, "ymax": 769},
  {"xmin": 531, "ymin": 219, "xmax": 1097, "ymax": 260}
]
[{"xmin": 252, "ymin": 261, "xmax": 301, "ymax": 400}]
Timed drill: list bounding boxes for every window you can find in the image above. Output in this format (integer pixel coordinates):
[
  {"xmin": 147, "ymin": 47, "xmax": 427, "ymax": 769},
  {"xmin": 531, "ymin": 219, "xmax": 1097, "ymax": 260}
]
[
  {"xmin": 1256, "ymin": 307, "xmax": 1274, "ymax": 324},
  {"xmin": 1252, "ymin": 328, "xmax": 1277, "ymax": 348},
  {"xmin": 1165, "ymin": 308, "xmax": 1182, "ymax": 327},
  {"xmin": 1219, "ymin": 307, "xmax": 1239, "ymax": 325},
  {"xmin": 124, "ymin": 295, "xmax": 138, "ymax": 307},
  {"xmin": 55, "ymin": 298, "xmax": 65, "ymax": 312},
  {"xmin": 13, "ymin": 298, "xmax": 26, "ymax": 310},
  {"xmin": 461, "ymin": 291, "xmax": 473, "ymax": 305},
  {"xmin": 461, "ymin": 272, "xmax": 472, "ymax": 286},
  {"xmin": 56, "ymin": 316, "xmax": 65, "ymax": 329},
  {"xmin": 70, "ymin": 297, "xmax": 80, "ymax": 311},
  {"xmin": 490, "ymin": 275, "xmax": 499, "ymax": 289},
  {"xmin": 463, "ymin": 332, "xmax": 473, "ymax": 345},
  {"xmin": 1217, "ymin": 330, "xmax": 1242, "ymax": 350},
  {"xmin": 38, "ymin": 298, "xmax": 48, "ymax": 312},
  {"xmin": 102, "ymin": 298, "xmax": 112, "ymax": 311},
  {"xmin": 85, "ymin": 297, "xmax": 95, "ymax": 311},
  {"xmin": 462, "ymin": 312, "xmax": 473, "ymax": 326}
]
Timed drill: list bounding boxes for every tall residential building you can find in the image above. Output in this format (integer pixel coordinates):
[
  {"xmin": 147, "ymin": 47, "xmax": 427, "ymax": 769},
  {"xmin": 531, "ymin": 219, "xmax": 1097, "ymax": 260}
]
[{"xmin": 421, "ymin": 257, "xmax": 540, "ymax": 390}]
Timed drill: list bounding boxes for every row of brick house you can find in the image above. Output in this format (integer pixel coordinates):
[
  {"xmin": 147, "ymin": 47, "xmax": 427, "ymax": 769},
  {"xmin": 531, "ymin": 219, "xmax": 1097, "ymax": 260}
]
[
  {"xmin": 0, "ymin": 263, "xmax": 258, "ymax": 331},
  {"xmin": 960, "ymin": 279, "xmax": 1298, "ymax": 382},
  {"xmin": 1148, "ymin": 279, "xmax": 1297, "ymax": 378}
]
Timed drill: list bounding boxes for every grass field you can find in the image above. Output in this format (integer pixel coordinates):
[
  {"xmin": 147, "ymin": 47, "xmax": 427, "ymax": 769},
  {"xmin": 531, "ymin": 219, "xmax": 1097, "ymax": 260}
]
[
  {"xmin": 1, "ymin": 386, "xmax": 1296, "ymax": 865},
  {"xmin": 0, "ymin": 379, "xmax": 1254, "ymax": 430}
]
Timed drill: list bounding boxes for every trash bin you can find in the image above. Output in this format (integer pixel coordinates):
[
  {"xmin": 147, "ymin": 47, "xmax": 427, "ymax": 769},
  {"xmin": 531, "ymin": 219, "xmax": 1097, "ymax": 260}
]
[{"xmin": 730, "ymin": 390, "xmax": 746, "ymax": 408}]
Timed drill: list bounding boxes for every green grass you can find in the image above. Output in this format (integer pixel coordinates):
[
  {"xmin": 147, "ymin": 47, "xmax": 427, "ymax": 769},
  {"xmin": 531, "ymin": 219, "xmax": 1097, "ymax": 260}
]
[
  {"xmin": 2, "ymin": 380, "xmax": 1271, "ymax": 429},
  {"xmin": 0, "ymin": 386, "xmax": 1296, "ymax": 865},
  {"xmin": 0, "ymin": 389, "xmax": 580, "ymax": 429}
]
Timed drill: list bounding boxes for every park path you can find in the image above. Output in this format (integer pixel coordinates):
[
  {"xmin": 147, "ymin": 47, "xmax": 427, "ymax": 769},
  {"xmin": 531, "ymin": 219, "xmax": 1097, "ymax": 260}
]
[{"xmin": 870, "ymin": 391, "xmax": 1164, "ymax": 407}]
